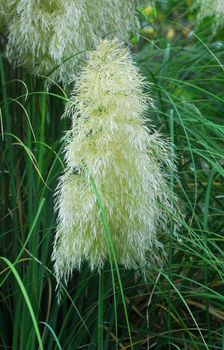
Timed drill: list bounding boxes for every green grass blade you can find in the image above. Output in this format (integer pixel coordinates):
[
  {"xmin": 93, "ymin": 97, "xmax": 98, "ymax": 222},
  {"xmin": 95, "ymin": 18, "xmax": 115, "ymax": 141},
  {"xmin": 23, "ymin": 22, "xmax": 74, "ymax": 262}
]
[{"xmin": 0, "ymin": 257, "xmax": 44, "ymax": 350}]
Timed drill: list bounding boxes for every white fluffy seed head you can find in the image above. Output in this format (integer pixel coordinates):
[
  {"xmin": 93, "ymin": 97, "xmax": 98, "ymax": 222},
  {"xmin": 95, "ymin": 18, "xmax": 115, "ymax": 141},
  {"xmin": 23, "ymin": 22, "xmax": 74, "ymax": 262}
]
[
  {"xmin": 4, "ymin": 0, "xmax": 143, "ymax": 85},
  {"xmin": 194, "ymin": 0, "xmax": 224, "ymax": 30},
  {"xmin": 86, "ymin": 0, "xmax": 140, "ymax": 41},
  {"xmin": 53, "ymin": 39, "xmax": 176, "ymax": 288},
  {"xmin": 5, "ymin": 0, "xmax": 95, "ymax": 84}
]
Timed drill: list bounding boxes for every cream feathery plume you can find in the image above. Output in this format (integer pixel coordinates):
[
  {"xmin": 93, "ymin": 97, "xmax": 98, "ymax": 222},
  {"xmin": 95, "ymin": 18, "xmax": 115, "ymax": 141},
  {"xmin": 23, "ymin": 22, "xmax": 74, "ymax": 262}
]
[
  {"xmin": 86, "ymin": 0, "xmax": 141, "ymax": 42},
  {"xmin": 52, "ymin": 39, "xmax": 176, "ymax": 286},
  {"xmin": 194, "ymin": 0, "xmax": 224, "ymax": 30},
  {"xmin": 5, "ymin": 0, "xmax": 95, "ymax": 85},
  {"xmin": 4, "ymin": 0, "xmax": 143, "ymax": 85}
]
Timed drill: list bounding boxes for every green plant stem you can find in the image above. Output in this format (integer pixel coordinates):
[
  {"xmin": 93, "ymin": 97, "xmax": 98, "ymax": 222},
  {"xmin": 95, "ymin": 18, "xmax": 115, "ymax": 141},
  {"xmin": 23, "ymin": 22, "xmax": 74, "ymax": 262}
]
[
  {"xmin": 1, "ymin": 257, "xmax": 44, "ymax": 350},
  {"xmin": 38, "ymin": 92, "xmax": 46, "ymax": 185},
  {"xmin": 168, "ymin": 108, "xmax": 175, "ymax": 349},
  {"xmin": 203, "ymin": 166, "xmax": 216, "ymax": 345},
  {"xmin": 98, "ymin": 268, "xmax": 104, "ymax": 350},
  {"xmin": 0, "ymin": 53, "xmax": 18, "ymax": 246}
]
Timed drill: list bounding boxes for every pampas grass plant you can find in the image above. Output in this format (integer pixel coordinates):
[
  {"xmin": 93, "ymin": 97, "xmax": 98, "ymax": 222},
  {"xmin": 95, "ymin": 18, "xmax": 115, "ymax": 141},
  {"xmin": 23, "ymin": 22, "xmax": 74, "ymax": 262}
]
[
  {"xmin": 1, "ymin": 2, "xmax": 224, "ymax": 349},
  {"xmin": 194, "ymin": 0, "xmax": 224, "ymax": 30},
  {"xmin": 5, "ymin": 0, "xmax": 95, "ymax": 84},
  {"xmin": 3, "ymin": 0, "xmax": 143, "ymax": 85},
  {"xmin": 52, "ymin": 39, "xmax": 175, "ymax": 287},
  {"xmin": 86, "ymin": 0, "xmax": 141, "ymax": 41}
]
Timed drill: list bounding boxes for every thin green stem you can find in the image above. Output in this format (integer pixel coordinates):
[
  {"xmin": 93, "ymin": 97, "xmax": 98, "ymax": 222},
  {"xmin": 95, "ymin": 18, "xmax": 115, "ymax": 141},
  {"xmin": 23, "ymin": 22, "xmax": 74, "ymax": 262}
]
[
  {"xmin": 168, "ymin": 108, "xmax": 175, "ymax": 349},
  {"xmin": 98, "ymin": 268, "xmax": 104, "ymax": 350}
]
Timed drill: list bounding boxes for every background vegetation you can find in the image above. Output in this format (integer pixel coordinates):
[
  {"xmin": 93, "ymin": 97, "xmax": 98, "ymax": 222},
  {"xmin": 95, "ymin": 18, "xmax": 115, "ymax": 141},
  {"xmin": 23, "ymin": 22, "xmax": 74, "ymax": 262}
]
[{"xmin": 1, "ymin": 1, "xmax": 224, "ymax": 349}]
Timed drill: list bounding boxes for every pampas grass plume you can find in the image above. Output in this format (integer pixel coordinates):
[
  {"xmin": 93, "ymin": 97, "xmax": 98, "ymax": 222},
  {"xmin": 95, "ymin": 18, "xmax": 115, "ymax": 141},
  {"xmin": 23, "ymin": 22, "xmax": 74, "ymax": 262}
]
[
  {"xmin": 4, "ymin": 0, "xmax": 143, "ymax": 84},
  {"xmin": 194, "ymin": 0, "xmax": 224, "ymax": 30},
  {"xmin": 52, "ymin": 39, "xmax": 176, "ymax": 286},
  {"xmin": 5, "ymin": 0, "xmax": 94, "ymax": 84}
]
